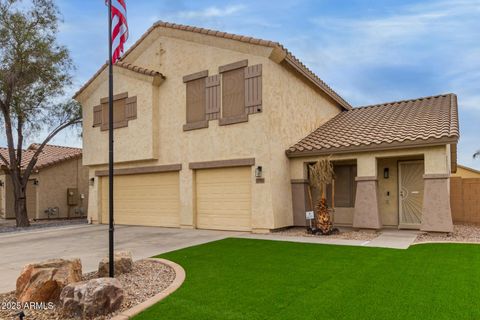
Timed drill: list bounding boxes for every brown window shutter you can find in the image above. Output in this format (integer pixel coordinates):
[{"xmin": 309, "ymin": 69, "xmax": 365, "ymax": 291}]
[
  {"xmin": 125, "ymin": 96, "xmax": 137, "ymax": 120},
  {"xmin": 222, "ymin": 67, "xmax": 245, "ymax": 118},
  {"xmin": 183, "ymin": 70, "xmax": 208, "ymax": 123},
  {"xmin": 186, "ymin": 77, "xmax": 207, "ymax": 123},
  {"xmin": 113, "ymin": 98, "xmax": 127, "ymax": 128},
  {"xmin": 93, "ymin": 105, "xmax": 102, "ymax": 127},
  {"xmin": 205, "ymin": 75, "xmax": 220, "ymax": 120},
  {"xmin": 100, "ymin": 99, "xmax": 128, "ymax": 131},
  {"xmin": 245, "ymin": 64, "xmax": 262, "ymax": 114},
  {"xmin": 101, "ymin": 103, "xmax": 108, "ymax": 131}
]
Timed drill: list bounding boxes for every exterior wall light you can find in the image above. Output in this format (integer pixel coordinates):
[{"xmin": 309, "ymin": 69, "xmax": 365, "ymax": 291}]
[
  {"xmin": 255, "ymin": 166, "xmax": 263, "ymax": 178},
  {"xmin": 33, "ymin": 179, "xmax": 39, "ymax": 185},
  {"xmin": 384, "ymin": 168, "xmax": 389, "ymax": 179},
  {"xmin": 0, "ymin": 180, "xmax": 3, "ymax": 187},
  {"xmin": 89, "ymin": 177, "xmax": 95, "ymax": 186}
]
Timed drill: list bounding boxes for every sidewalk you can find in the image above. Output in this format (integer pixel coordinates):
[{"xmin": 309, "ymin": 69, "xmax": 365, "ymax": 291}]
[
  {"xmin": 364, "ymin": 230, "xmax": 420, "ymax": 249},
  {"xmin": 237, "ymin": 229, "xmax": 419, "ymax": 250}
]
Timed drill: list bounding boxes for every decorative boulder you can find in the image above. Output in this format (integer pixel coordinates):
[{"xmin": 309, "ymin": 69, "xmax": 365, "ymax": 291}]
[
  {"xmin": 60, "ymin": 278, "xmax": 124, "ymax": 318},
  {"xmin": 98, "ymin": 251, "xmax": 133, "ymax": 277},
  {"xmin": 16, "ymin": 258, "xmax": 82, "ymax": 303}
]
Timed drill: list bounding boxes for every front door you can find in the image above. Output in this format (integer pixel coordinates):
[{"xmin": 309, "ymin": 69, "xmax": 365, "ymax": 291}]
[{"xmin": 398, "ymin": 161, "xmax": 424, "ymax": 229}]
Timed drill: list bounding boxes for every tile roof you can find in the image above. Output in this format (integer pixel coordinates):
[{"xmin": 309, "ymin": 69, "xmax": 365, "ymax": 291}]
[
  {"xmin": 74, "ymin": 21, "xmax": 351, "ymax": 110},
  {"xmin": 73, "ymin": 61, "xmax": 165, "ymax": 99},
  {"xmin": 287, "ymin": 93, "xmax": 459, "ymax": 157},
  {"xmin": 0, "ymin": 144, "xmax": 82, "ymax": 171}
]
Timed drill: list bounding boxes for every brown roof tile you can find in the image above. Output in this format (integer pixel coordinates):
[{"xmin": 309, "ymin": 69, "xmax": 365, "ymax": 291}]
[
  {"xmin": 0, "ymin": 144, "xmax": 82, "ymax": 171},
  {"xmin": 287, "ymin": 93, "xmax": 460, "ymax": 157},
  {"xmin": 74, "ymin": 21, "xmax": 351, "ymax": 110}
]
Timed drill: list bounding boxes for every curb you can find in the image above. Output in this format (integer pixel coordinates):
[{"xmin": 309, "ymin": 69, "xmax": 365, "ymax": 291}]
[
  {"xmin": 111, "ymin": 258, "xmax": 186, "ymax": 320},
  {"xmin": 411, "ymin": 240, "xmax": 480, "ymax": 246}
]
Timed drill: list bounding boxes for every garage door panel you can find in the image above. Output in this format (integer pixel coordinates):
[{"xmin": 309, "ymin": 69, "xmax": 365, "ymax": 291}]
[
  {"xmin": 101, "ymin": 172, "xmax": 180, "ymax": 227},
  {"xmin": 196, "ymin": 167, "xmax": 251, "ymax": 231}
]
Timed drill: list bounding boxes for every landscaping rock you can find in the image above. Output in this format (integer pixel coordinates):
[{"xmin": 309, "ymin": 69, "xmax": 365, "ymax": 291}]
[
  {"xmin": 60, "ymin": 277, "xmax": 124, "ymax": 318},
  {"xmin": 16, "ymin": 258, "xmax": 82, "ymax": 303},
  {"xmin": 98, "ymin": 251, "xmax": 133, "ymax": 277}
]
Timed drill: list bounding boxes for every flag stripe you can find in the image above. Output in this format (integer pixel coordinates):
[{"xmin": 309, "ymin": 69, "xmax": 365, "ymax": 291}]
[{"xmin": 108, "ymin": 0, "xmax": 128, "ymax": 63}]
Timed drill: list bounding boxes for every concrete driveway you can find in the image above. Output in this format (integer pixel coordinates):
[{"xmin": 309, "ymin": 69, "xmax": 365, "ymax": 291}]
[{"xmin": 0, "ymin": 224, "xmax": 241, "ymax": 292}]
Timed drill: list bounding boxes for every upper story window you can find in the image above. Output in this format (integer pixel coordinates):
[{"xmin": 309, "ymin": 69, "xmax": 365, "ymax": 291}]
[
  {"xmin": 182, "ymin": 60, "xmax": 262, "ymax": 131},
  {"xmin": 93, "ymin": 92, "xmax": 137, "ymax": 131}
]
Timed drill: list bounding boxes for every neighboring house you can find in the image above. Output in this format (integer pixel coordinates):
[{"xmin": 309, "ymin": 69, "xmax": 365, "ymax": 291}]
[
  {"xmin": 0, "ymin": 144, "xmax": 89, "ymax": 220},
  {"xmin": 75, "ymin": 21, "xmax": 459, "ymax": 233},
  {"xmin": 452, "ymin": 165, "xmax": 480, "ymax": 179}
]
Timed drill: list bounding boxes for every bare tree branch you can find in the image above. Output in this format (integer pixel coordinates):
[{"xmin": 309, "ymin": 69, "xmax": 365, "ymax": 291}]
[
  {"xmin": 21, "ymin": 117, "xmax": 81, "ymax": 184},
  {"xmin": 0, "ymin": 150, "xmax": 9, "ymax": 167}
]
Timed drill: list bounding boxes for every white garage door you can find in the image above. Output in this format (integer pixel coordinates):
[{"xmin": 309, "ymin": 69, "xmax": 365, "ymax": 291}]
[
  {"xmin": 101, "ymin": 172, "xmax": 180, "ymax": 227},
  {"xmin": 196, "ymin": 167, "xmax": 252, "ymax": 231}
]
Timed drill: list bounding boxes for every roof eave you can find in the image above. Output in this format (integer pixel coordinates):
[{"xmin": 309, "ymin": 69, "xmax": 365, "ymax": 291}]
[
  {"xmin": 73, "ymin": 62, "xmax": 165, "ymax": 101},
  {"xmin": 286, "ymin": 136, "xmax": 459, "ymax": 158}
]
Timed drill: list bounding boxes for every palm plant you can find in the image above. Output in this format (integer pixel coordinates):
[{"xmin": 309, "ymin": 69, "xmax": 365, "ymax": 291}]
[{"xmin": 308, "ymin": 157, "xmax": 335, "ymax": 235}]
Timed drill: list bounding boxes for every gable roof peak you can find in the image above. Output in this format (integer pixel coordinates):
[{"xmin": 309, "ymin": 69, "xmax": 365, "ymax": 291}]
[{"xmin": 118, "ymin": 20, "xmax": 351, "ymax": 110}]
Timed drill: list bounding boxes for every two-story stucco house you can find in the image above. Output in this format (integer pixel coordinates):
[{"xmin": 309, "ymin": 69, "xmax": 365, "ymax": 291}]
[{"xmin": 75, "ymin": 22, "xmax": 459, "ymax": 233}]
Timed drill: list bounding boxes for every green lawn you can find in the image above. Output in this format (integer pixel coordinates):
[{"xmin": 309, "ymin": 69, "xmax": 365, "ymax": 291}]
[{"xmin": 134, "ymin": 238, "xmax": 480, "ymax": 320}]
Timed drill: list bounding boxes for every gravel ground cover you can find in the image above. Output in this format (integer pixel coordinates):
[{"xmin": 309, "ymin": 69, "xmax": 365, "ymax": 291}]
[
  {"xmin": 0, "ymin": 218, "xmax": 87, "ymax": 234},
  {"xmin": 415, "ymin": 223, "xmax": 480, "ymax": 243},
  {"xmin": 0, "ymin": 259, "xmax": 175, "ymax": 320},
  {"xmin": 272, "ymin": 226, "xmax": 379, "ymax": 241}
]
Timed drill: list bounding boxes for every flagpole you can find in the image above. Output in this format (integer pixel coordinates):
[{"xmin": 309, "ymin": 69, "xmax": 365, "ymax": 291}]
[{"xmin": 108, "ymin": 0, "xmax": 115, "ymax": 278}]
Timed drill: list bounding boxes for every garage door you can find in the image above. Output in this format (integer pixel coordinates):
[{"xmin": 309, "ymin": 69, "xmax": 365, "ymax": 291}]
[
  {"xmin": 196, "ymin": 167, "xmax": 251, "ymax": 231},
  {"xmin": 101, "ymin": 172, "xmax": 180, "ymax": 227}
]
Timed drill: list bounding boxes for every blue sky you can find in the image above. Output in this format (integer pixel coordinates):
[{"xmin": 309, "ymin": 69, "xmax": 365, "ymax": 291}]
[{"xmin": 3, "ymin": 0, "xmax": 480, "ymax": 169}]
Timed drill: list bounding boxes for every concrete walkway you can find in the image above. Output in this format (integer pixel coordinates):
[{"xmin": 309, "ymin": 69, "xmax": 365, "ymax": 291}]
[
  {"xmin": 238, "ymin": 229, "xmax": 419, "ymax": 250},
  {"xmin": 238, "ymin": 233, "xmax": 369, "ymax": 247},
  {"xmin": 0, "ymin": 224, "xmax": 240, "ymax": 293},
  {"xmin": 363, "ymin": 230, "xmax": 421, "ymax": 249}
]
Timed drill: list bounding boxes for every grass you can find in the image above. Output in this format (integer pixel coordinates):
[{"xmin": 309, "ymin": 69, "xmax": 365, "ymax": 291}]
[{"xmin": 133, "ymin": 238, "xmax": 480, "ymax": 320}]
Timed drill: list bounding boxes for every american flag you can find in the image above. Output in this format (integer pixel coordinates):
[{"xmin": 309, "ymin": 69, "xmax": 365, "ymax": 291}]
[{"xmin": 107, "ymin": 0, "xmax": 128, "ymax": 63}]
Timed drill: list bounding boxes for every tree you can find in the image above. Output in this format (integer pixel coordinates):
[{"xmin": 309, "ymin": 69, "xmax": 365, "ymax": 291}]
[
  {"xmin": 308, "ymin": 157, "xmax": 335, "ymax": 235},
  {"xmin": 0, "ymin": 0, "xmax": 81, "ymax": 227}
]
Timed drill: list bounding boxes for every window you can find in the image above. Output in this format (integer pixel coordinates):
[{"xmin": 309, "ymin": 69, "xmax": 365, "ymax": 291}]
[
  {"xmin": 183, "ymin": 70, "xmax": 208, "ymax": 131},
  {"xmin": 219, "ymin": 60, "xmax": 262, "ymax": 126},
  {"xmin": 222, "ymin": 66, "xmax": 246, "ymax": 119},
  {"xmin": 182, "ymin": 60, "xmax": 263, "ymax": 129},
  {"xmin": 326, "ymin": 164, "xmax": 357, "ymax": 207},
  {"xmin": 93, "ymin": 92, "xmax": 137, "ymax": 131}
]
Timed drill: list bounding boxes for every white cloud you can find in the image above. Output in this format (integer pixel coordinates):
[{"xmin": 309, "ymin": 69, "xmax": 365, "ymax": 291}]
[{"xmin": 175, "ymin": 4, "xmax": 245, "ymax": 19}]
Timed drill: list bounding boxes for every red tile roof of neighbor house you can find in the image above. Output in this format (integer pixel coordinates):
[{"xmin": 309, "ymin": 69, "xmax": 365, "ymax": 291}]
[
  {"xmin": 73, "ymin": 21, "xmax": 351, "ymax": 111},
  {"xmin": 0, "ymin": 144, "xmax": 82, "ymax": 171},
  {"xmin": 286, "ymin": 93, "xmax": 460, "ymax": 157}
]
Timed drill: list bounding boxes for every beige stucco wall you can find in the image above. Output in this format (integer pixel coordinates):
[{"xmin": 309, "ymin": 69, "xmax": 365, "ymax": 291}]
[
  {"xmin": 78, "ymin": 28, "xmax": 343, "ymax": 230},
  {"xmin": 290, "ymin": 145, "xmax": 449, "ymax": 227},
  {"xmin": 2, "ymin": 174, "xmax": 15, "ymax": 219},
  {"xmin": 0, "ymin": 173, "xmax": 7, "ymax": 218},
  {"xmin": 36, "ymin": 158, "xmax": 89, "ymax": 219},
  {"xmin": 0, "ymin": 172, "xmax": 40, "ymax": 219},
  {"xmin": 80, "ymin": 69, "xmax": 158, "ymax": 165},
  {"xmin": 266, "ymin": 63, "xmax": 342, "ymax": 229}
]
